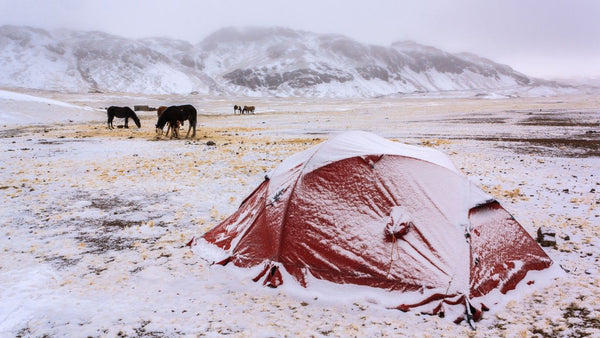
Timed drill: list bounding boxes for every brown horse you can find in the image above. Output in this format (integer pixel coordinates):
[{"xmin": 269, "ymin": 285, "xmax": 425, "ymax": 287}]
[
  {"xmin": 242, "ymin": 105, "xmax": 255, "ymax": 114},
  {"xmin": 157, "ymin": 106, "xmax": 168, "ymax": 117}
]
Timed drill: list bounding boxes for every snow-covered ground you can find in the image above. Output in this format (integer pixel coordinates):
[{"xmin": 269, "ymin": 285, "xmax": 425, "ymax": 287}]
[{"xmin": 0, "ymin": 89, "xmax": 598, "ymax": 336}]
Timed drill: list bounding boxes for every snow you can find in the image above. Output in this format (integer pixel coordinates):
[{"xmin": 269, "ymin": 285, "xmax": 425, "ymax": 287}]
[
  {"xmin": 383, "ymin": 206, "xmax": 413, "ymax": 237},
  {"xmin": 0, "ymin": 89, "xmax": 99, "ymax": 126},
  {"xmin": 1, "ymin": 25, "xmax": 581, "ymax": 98},
  {"xmin": 0, "ymin": 90, "xmax": 599, "ymax": 336},
  {"xmin": 270, "ymin": 130, "xmax": 461, "ymax": 177},
  {"xmin": 0, "ymin": 89, "xmax": 79, "ymax": 108}
]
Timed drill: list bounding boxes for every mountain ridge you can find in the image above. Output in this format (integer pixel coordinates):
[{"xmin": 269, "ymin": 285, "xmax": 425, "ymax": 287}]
[{"xmin": 0, "ymin": 25, "xmax": 564, "ymax": 97}]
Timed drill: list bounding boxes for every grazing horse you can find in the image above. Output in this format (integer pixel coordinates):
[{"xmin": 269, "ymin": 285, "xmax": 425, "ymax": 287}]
[
  {"xmin": 157, "ymin": 105, "xmax": 179, "ymax": 137},
  {"xmin": 107, "ymin": 106, "xmax": 141, "ymax": 129},
  {"xmin": 233, "ymin": 105, "xmax": 242, "ymax": 114},
  {"xmin": 155, "ymin": 104, "xmax": 197, "ymax": 138},
  {"xmin": 156, "ymin": 106, "xmax": 185, "ymax": 139},
  {"xmin": 242, "ymin": 105, "xmax": 255, "ymax": 114}
]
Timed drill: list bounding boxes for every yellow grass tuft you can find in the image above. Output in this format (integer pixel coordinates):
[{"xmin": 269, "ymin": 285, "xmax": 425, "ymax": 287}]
[{"xmin": 420, "ymin": 138, "xmax": 451, "ymax": 147}]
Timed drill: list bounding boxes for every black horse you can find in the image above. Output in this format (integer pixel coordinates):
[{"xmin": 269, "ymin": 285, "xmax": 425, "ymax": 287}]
[
  {"xmin": 156, "ymin": 106, "xmax": 184, "ymax": 138},
  {"xmin": 156, "ymin": 105, "xmax": 179, "ymax": 137},
  {"xmin": 107, "ymin": 106, "xmax": 141, "ymax": 129},
  {"xmin": 233, "ymin": 105, "xmax": 242, "ymax": 114},
  {"xmin": 178, "ymin": 104, "xmax": 197, "ymax": 138},
  {"xmin": 155, "ymin": 104, "xmax": 197, "ymax": 138}
]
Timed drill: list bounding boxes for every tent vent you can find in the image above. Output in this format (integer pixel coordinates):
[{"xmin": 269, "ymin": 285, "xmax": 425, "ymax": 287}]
[{"xmin": 384, "ymin": 206, "xmax": 413, "ymax": 240}]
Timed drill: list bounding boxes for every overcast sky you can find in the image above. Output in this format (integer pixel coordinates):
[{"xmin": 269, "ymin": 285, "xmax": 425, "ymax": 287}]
[{"xmin": 1, "ymin": 0, "xmax": 599, "ymax": 79}]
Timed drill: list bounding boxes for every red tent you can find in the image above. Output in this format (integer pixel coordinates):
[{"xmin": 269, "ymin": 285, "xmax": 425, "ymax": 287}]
[{"xmin": 192, "ymin": 131, "xmax": 553, "ymax": 324}]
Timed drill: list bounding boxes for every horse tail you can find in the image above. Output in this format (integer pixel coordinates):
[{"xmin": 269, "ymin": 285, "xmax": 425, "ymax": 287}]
[
  {"xmin": 190, "ymin": 106, "xmax": 197, "ymax": 125},
  {"xmin": 107, "ymin": 106, "xmax": 115, "ymax": 128}
]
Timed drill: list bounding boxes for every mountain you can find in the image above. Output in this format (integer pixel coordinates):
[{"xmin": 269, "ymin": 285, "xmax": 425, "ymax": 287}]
[
  {"xmin": 200, "ymin": 27, "xmax": 537, "ymax": 96},
  {"xmin": 0, "ymin": 25, "xmax": 557, "ymax": 97}
]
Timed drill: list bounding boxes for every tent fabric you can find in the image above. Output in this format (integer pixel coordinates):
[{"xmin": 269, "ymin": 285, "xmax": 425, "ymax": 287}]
[{"xmin": 194, "ymin": 130, "xmax": 553, "ymax": 323}]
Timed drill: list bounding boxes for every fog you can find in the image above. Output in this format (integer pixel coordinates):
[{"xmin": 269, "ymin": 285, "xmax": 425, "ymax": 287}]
[{"xmin": 1, "ymin": 0, "xmax": 599, "ymax": 79}]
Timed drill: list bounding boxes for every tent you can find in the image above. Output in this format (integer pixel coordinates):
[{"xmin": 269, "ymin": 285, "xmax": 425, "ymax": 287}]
[{"xmin": 192, "ymin": 131, "xmax": 554, "ymax": 324}]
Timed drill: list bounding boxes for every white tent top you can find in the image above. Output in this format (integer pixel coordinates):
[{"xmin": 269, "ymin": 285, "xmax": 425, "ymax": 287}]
[{"xmin": 269, "ymin": 130, "xmax": 459, "ymax": 179}]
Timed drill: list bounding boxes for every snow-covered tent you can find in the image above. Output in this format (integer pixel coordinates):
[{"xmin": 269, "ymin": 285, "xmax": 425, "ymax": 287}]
[{"xmin": 192, "ymin": 131, "xmax": 553, "ymax": 324}]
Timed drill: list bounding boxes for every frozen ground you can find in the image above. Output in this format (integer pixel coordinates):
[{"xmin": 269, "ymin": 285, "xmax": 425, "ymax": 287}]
[{"xmin": 0, "ymin": 89, "xmax": 599, "ymax": 336}]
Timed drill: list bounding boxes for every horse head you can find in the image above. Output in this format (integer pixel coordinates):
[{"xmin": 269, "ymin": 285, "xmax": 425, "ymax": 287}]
[
  {"xmin": 155, "ymin": 106, "xmax": 175, "ymax": 136},
  {"xmin": 132, "ymin": 114, "xmax": 141, "ymax": 128}
]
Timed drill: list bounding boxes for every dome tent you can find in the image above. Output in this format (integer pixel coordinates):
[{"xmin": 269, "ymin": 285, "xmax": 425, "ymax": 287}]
[{"xmin": 191, "ymin": 131, "xmax": 553, "ymax": 325}]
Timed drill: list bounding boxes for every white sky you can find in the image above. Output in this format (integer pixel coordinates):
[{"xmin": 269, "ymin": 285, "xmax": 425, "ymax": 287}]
[{"xmin": 1, "ymin": 0, "xmax": 599, "ymax": 79}]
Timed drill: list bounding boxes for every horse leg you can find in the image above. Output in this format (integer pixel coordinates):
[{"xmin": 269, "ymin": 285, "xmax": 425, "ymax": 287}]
[
  {"xmin": 108, "ymin": 115, "xmax": 113, "ymax": 129},
  {"xmin": 124, "ymin": 117, "xmax": 129, "ymax": 128},
  {"xmin": 171, "ymin": 121, "xmax": 178, "ymax": 137},
  {"xmin": 169, "ymin": 121, "xmax": 178, "ymax": 138},
  {"xmin": 185, "ymin": 121, "xmax": 196, "ymax": 138}
]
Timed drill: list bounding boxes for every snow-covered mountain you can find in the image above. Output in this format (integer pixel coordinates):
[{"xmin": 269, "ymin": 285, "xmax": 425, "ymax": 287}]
[{"xmin": 0, "ymin": 25, "xmax": 558, "ymax": 97}]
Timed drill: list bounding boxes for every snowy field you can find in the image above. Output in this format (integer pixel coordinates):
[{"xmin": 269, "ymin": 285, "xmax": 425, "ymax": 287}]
[{"xmin": 0, "ymin": 88, "xmax": 599, "ymax": 336}]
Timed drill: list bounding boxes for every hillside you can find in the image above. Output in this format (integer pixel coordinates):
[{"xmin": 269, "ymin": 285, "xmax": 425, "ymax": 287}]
[{"xmin": 0, "ymin": 25, "xmax": 559, "ymax": 97}]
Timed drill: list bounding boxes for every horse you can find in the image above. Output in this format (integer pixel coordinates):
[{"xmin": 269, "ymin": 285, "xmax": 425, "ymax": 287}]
[
  {"xmin": 155, "ymin": 104, "xmax": 197, "ymax": 138},
  {"xmin": 157, "ymin": 106, "xmax": 168, "ymax": 117},
  {"xmin": 107, "ymin": 106, "xmax": 141, "ymax": 129},
  {"xmin": 157, "ymin": 105, "xmax": 180, "ymax": 137},
  {"xmin": 233, "ymin": 105, "xmax": 242, "ymax": 114},
  {"xmin": 156, "ymin": 106, "xmax": 185, "ymax": 139},
  {"xmin": 242, "ymin": 105, "xmax": 255, "ymax": 114},
  {"xmin": 178, "ymin": 104, "xmax": 197, "ymax": 138}
]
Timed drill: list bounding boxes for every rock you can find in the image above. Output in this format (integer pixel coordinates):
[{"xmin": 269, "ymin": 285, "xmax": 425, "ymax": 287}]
[
  {"xmin": 206, "ymin": 140, "xmax": 216, "ymax": 146},
  {"xmin": 537, "ymin": 227, "xmax": 557, "ymax": 247}
]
